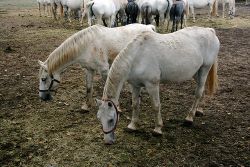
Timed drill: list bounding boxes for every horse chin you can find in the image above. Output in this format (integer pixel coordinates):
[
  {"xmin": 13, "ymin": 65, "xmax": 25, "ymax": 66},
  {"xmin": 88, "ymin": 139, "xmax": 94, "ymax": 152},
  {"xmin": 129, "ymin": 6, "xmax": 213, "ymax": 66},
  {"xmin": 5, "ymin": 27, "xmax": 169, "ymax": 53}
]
[{"xmin": 104, "ymin": 132, "xmax": 115, "ymax": 145}]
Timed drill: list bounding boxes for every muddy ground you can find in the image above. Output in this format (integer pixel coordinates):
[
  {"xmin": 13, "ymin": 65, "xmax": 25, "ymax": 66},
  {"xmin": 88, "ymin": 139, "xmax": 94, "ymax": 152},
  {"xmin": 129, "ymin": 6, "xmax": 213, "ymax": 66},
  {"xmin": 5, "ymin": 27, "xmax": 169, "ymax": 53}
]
[{"xmin": 0, "ymin": 1, "xmax": 249, "ymax": 167}]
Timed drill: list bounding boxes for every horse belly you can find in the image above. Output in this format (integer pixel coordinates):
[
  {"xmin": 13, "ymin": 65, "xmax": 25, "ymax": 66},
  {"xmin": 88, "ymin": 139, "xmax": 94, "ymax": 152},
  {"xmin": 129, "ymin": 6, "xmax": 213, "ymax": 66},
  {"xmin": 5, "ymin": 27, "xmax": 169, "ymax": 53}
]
[
  {"xmin": 193, "ymin": 0, "xmax": 209, "ymax": 8},
  {"xmin": 160, "ymin": 55, "xmax": 203, "ymax": 82},
  {"xmin": 67, "ymin": 0, "xmax": 82, "ymax": 9}
]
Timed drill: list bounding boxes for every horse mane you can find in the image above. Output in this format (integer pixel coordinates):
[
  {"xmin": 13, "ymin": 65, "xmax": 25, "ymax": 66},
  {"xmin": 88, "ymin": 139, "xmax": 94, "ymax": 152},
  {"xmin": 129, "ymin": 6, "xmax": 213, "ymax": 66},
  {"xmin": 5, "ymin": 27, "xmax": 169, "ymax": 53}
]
[{"xmin": 45, "ymin": 25, "xmax": 105, "ymax": 75}]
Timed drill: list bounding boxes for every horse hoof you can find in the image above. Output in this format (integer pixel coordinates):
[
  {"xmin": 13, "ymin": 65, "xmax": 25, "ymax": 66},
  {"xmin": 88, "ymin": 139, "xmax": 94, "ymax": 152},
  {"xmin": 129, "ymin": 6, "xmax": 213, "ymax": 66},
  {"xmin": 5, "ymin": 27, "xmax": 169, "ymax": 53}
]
[
  {"xmin": 124, "ymin": 127, "xmax": 137, "ymax": 133},
  {"xmin": 81, "ymin": 104, "xmax": 89, "ymax": 111},
  {"xmin": 152, "ymin": 129, "xmax": 163, "ymax": 136},
  {"xmin": 127, "ymin": 124, "xmax": 137, "ymax": 131},
  {"xmin": 195, "ymin": 110, "xmax": 204, "ymax": 117},
  {"xmin": 183, "ymin": 120, "xmax": 193, "ymax": 127}
]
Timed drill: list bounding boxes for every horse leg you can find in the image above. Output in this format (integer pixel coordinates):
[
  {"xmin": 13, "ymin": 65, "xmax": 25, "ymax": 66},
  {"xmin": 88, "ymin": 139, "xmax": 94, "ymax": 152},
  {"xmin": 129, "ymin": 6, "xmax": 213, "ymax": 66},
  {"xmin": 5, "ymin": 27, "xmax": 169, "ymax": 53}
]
[
  {"xmin": 52, "ymin": 2, "xmax": 57, "ymax": 20},
  {"xmin": 82, "ymin": 69, "xmax": 95, "ymax": 111},
  {"xmin": 68, "ymin": 8, "xmax": 72, "ymax": 22},
  {"xmin": 171, "ymin": 19, "xmax": 175, "ymax": 32},
  {"xmin": 43, "ymin": 4, "xmax": 46, "ymax": 17},
  {"xmin": 127, "ymin": 86, "xmax": 142, "ymax": 131},
  {"xmin": 190, "ymin": 5, "xmax": 195, "ymax": 22},
  {"xmin": 185, "ymin": 66, "xmax": 210, "ymax": 124},
  {"xmin": 183, "ymin": 13, "xmax": 187, "ymax": 27},
  {"xmin": 181, "ymin": 14, "xmax": 184, "ymax": 29},
  {"xmin": 222, "ymin": 2, "xmax": 226, "ymax": 18},
  {"xmin": 146, "ymin": 84, "xmax": 163, "ymax": 134},
  {"xmin": 110, "ymin": 14, "xmax": 116, "ymax": 28},
  {"xmin": 38, "ymin": 3, "xmax": 41, "ymax": 17}
]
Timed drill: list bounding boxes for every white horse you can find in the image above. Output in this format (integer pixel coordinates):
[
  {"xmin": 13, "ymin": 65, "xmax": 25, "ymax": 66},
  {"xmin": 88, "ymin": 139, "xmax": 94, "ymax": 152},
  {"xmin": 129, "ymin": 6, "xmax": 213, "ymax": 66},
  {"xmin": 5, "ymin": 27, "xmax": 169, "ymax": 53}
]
[
  {"xmin": 62, "ymin": 0, "xmax": 84, "ymax": 23},
  {"xmin": 216, "ymin": 0, "xmax": 235, "ymax": 19},
  {"xmin": 86, "ymin": 0, "xmax": 127, "ymax": 27},
  {"xmin": 188, "ymin": 0, "xmax": 218, "ymax": 22},
  {"xmin": 37, "ymin": 0, "xmax": 52, "ymax": 17},
  {"xmin": 38, "ymin": 24, "xmax": 155, "ymax": 111},
  {"xmin": 96, "ymin": 26, "xmax": 220, "ymax": 144},
  {"xmin": 137, "ymin": 0, "xmax": 173, "ymax": 26}
]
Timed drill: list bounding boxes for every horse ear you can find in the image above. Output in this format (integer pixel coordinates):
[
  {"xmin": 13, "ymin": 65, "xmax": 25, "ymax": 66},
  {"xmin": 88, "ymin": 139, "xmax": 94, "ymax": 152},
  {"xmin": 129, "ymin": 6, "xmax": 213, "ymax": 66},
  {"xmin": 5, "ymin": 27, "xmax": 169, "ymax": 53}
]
[
  {"xmin": 95, "ymin": 99, "xmax": 102, "ymax": 107},
  {"xmin": 38, "ymin": 60, "xmax": 48, "ymax": 71}
]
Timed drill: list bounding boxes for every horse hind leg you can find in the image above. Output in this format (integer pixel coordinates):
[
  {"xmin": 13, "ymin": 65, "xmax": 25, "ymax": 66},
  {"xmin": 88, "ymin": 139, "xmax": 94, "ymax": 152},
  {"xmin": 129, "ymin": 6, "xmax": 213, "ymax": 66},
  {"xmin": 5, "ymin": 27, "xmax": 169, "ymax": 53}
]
[
  {"xmin": 145, "ymin": 83, "xmax": 163, "ymax": 135},
  {"xmin": 127, "ymin": 86, "xmax": 142, "ymax": 131},
  {"xmin": 184, "ymin": 66, "xmax": 211, "ymax": 125}
]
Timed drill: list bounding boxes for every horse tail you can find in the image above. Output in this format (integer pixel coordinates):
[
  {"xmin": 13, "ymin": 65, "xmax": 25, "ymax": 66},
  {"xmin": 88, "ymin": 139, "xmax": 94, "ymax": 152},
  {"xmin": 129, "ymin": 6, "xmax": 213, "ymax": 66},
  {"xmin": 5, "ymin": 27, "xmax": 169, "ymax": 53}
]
[
  {"xmin": 211, "ymin": 0, "xmax": 217, "ymax": 16},
  {"xmin": 206, "ymin": 60, "xmax": 218, "ymax": 96},
  {"xmin": 164, "ymin": 0, "xmax": 170, "ymax": 19}
]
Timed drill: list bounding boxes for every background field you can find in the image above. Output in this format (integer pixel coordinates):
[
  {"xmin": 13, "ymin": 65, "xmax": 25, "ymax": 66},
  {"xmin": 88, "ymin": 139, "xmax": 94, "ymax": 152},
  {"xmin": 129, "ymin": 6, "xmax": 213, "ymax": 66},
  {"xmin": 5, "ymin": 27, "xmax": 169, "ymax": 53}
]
[{"xmin": 0, "ymin": 1, "xmax": 249, "ymax": 167}]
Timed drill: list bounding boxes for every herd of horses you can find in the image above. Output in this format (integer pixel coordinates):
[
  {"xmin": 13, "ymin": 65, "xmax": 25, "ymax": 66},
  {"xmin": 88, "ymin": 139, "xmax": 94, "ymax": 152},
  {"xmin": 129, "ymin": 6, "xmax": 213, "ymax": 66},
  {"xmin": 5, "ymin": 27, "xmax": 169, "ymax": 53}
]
[
  {"xmin": 37, "ymin": 0, "xmax": 243, "ymax": 144},
  {"xmin": 37, "ymin": 0, "xmax": 238, "ymax": 32}
]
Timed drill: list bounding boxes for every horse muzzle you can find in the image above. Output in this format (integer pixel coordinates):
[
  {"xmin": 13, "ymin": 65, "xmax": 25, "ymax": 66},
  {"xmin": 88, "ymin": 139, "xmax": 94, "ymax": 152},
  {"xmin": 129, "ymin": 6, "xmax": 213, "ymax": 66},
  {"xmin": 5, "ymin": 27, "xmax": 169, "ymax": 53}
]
[
  {"xmin": 39, "ymin": 92, "xmax": 53, "ymax": 101},
  {"xmin": 104, "ymin": 132, "xmax": 115, "ymax": 145}
]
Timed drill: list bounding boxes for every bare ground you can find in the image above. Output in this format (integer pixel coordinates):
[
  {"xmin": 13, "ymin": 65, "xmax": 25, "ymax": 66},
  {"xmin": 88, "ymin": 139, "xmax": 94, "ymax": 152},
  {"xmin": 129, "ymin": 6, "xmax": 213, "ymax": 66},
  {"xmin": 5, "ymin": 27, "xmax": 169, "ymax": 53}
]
[{"xmin": 0, "ymin": 2, "xmax": 249, "ymax": 167}]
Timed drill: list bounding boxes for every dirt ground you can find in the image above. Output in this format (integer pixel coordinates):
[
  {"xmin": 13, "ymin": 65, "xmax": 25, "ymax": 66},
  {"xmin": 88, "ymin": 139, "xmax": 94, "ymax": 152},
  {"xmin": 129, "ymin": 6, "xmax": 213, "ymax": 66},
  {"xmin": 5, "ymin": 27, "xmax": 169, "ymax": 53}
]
[{"xmin": 0, "ymin": 1, "xmax": 249, "ymax": 167}]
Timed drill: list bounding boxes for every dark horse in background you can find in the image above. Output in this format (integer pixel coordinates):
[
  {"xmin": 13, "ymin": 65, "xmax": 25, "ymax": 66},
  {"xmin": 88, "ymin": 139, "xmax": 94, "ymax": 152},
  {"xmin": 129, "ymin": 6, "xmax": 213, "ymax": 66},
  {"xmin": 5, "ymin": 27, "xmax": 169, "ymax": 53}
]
[
  {"xmin": 125, "ymin": 0, "xmax": 139, "ymax": 24},
  {"xmin": 169, "ymin": 0, "xmax": 185, "ymax": 32}
]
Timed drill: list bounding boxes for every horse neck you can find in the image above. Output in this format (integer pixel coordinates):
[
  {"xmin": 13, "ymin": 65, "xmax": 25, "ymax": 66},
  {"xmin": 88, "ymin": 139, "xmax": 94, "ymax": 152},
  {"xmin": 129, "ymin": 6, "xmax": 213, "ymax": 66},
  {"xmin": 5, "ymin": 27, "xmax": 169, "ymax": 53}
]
[
  {"xmin": 44, "ymin": 26, "xmax": 102, "ymax": 75},
  {"xmin": 102, "ymin": 44, "xmax": 137, "ymax": 104}
]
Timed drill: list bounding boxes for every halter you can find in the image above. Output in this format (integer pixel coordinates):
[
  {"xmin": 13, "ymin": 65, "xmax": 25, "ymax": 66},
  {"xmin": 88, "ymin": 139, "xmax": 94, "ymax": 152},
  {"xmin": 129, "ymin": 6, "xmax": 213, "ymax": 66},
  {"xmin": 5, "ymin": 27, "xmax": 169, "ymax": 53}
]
[
  {"xmin": 39, "ymin": 75, "xmax": 60, "ymax": 93},
  {"xmin": 102, "ymin": 100, "xmax": 120, "ymax": 134}
]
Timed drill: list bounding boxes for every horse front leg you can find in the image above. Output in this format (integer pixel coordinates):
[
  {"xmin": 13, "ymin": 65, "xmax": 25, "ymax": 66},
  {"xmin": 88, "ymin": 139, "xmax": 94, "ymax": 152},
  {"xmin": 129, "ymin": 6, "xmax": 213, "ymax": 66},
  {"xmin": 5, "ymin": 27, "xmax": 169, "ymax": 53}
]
[
  {"xmin": 146, "ymin": 83, "xmax": 163, "ymax": 134},
  {"xmin": 127, "ymin": 86, "xmax": 142, "ymax": 131},
  {"xmin": 81, "ymin": 69, "xmax": 95, "ymax": 111}
]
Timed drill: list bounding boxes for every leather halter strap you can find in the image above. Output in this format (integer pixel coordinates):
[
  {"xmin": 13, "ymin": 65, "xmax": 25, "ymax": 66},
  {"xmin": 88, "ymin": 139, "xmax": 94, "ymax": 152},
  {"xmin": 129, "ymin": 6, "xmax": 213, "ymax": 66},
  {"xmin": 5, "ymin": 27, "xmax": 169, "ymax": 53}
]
[
  {"xmin": 39, "ymin": 75, "xmax": 60, "ymax": 93},
  {"xmin": 102, "ymin": 100, "xmax": 119, "ymax": 134}
]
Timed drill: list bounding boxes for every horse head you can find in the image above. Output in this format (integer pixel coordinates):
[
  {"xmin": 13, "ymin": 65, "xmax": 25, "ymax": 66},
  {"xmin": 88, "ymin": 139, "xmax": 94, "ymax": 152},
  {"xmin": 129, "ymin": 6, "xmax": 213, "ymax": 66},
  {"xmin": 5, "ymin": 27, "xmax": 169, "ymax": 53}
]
[
  {"xmin": 96, "ymin": 99, "xmax": 119, "ymax": 145},
  {"xmin": 38, "ymin": 60, "xmax": 61, "ymax": 101}
]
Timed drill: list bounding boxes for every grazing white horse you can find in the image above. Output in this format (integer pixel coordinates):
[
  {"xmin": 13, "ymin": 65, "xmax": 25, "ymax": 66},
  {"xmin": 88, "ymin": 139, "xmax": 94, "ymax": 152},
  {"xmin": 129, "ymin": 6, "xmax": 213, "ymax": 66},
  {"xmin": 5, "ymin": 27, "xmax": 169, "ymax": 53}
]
[
  {"xmin": 38, "ymin": 24, "xmax": 155, "ymax": 111},
  {"xmin": 216, "ymin": 0, "xmax": 235, "ymax": 19},
  {"xmin": 137, "ymin": 0, "xmax": 173, "ymax": 26},
  {"xmin": 37, "ymin": 0, "xmax": 52, "ymax": 17},
  {"xmin": 86, "ymin": 0, "xmax": 127, "ymax": 27},
  {"xmin": 188, "ymin": 0, "xmax": 218, "ymax": 22},
  {"xmin": 96, "ymin": 26, "xmax": 220, "ymax": 144}
]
